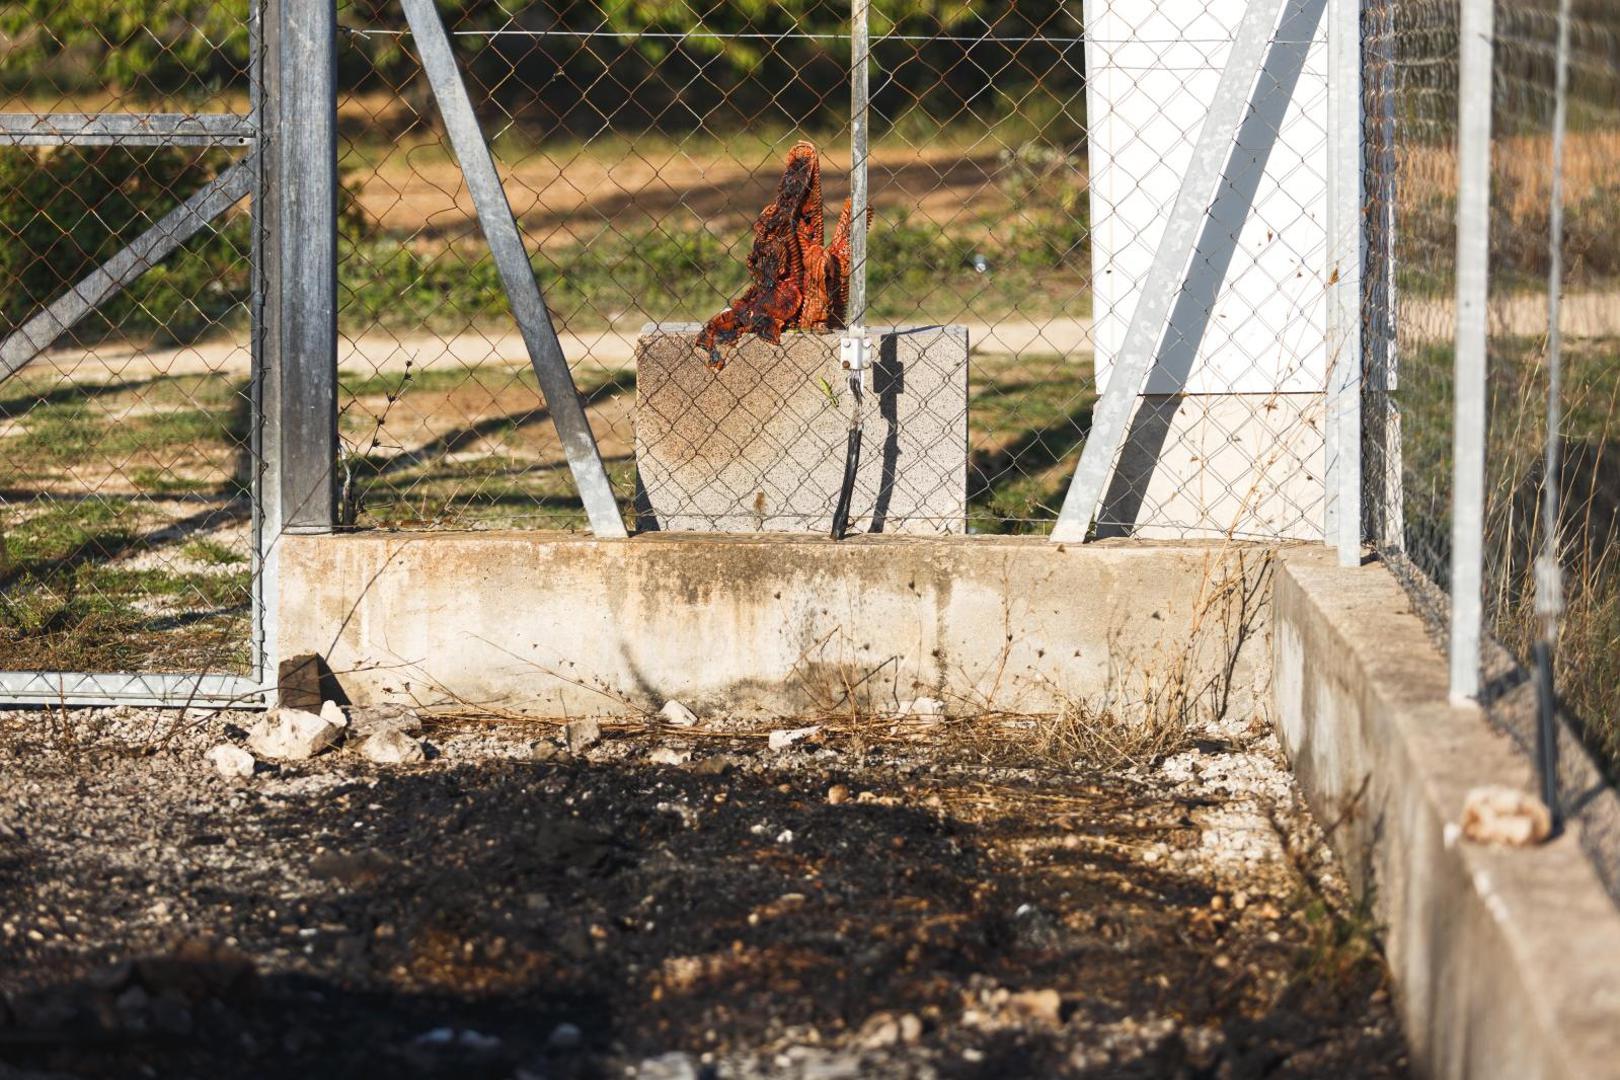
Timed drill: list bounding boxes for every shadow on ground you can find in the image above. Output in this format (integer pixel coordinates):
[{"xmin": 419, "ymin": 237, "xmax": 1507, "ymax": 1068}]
[{"xmin": 0, "ymin": 740, "xmax": 1406, "ymax": 1079}]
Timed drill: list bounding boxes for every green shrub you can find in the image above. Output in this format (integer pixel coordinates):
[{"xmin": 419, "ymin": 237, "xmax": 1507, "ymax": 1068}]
[{"xmin": 0, "ymin": 146, "xmax": 250, "ymax": 345}]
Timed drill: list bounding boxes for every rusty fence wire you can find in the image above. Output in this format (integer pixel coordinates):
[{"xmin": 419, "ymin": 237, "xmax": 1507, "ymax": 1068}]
[
  {"xmin": 0, "ymin": 1, "xmax": 263, "ymax": 682},
  {"xmin": 331, "ymin": 0, "xmax": 1336, "ymax": 541}
]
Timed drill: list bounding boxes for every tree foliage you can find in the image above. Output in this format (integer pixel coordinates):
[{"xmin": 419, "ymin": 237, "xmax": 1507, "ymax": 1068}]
[
  {"xmin": 0, "ymin": 0, "xmax": 250, "ymax": 98},
  {"xmin": 3, "ymin": 0, "xmax": 1082, "ymax": 131}
]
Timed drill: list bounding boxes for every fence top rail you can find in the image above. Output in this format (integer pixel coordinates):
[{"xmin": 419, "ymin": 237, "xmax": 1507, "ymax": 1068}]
[{"xmin": 337, "ymin": 26, "xmax": 1314, "ymax": 47}]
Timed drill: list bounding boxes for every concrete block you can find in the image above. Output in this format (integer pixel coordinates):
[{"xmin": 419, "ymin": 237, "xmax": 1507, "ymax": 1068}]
[{"xmin": 633, "ymin": 324, "xmax": 968, "ymax": 534}]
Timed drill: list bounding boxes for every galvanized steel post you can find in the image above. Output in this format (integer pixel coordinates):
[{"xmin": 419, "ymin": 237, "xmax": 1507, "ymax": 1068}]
[
  {"xmin": 1449, "ymin": 0, "xmax": 1493, "ymax": 702},
  {"xmin": 267, "ymin": 0, "xmax": 339, "ymax": 534},
  {"xmin": 1326, "ymin": 0, "xmax": 1365, "ymax": 566},
  {"xmin": 849, "ymin": 0, "xmax": 870, "ymax": 334}
]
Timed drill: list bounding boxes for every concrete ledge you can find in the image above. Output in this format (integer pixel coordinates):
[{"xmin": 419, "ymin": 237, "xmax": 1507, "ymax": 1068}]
[
  {"xmin": 278, "ymin": 532, "xmax": 1273, "ymax": 720},
  {"xmin": 1273, "ymin": 547, "xmax": 1620, "ymax": 1080}
]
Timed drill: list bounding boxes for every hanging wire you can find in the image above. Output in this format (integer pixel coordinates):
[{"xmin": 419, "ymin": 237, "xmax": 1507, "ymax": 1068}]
[{"xmin": 1532, "ymin": 0, "xmax": 1574, "ymax": 831}]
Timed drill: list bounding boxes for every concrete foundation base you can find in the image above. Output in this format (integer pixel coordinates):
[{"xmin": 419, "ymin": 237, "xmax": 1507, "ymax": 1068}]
[
  {"xmin": 1099, "ymin": 393, "xmax": 1325, "ymax": 542},
  {"xmin": 277, "ymin": 532, "xmax": 1272, "ymax": 721},
  {"xmin": 1274, "ymin": 548, "xmax": 1620, "ymax": 1080},
  {"xmin": 272, "ymin": 530, "xmax": 1620, "ymax": 1078}
]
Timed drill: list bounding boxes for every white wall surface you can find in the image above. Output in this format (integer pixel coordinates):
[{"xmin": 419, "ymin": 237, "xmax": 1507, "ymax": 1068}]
[{"xmin": 1086, "ymin": 0, "xmax": 1329, "ymax": 396}]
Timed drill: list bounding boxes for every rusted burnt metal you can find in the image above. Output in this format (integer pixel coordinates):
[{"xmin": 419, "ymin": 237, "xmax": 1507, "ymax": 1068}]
[{"xmin": 696, "ymin": 140, "xmax": 865, "ymax": 370}]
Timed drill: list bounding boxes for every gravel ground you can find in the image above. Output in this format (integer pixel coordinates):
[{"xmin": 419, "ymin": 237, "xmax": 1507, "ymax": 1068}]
[{"xmin": 0, "ymin": 705, "xmax": 1408, "ymax": 1079}]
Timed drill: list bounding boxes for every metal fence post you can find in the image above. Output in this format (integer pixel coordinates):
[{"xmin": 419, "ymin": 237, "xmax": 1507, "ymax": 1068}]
[
  {"xmin": 1326, "ymin": 0, "xmax": 1365, "ymax": 566},
  {"xmin": 1449, "ymin": 0, "xmax": 1493, "ymax": 702},
  {"xmin": 849, "ymin": 0, "xmax": 869, "ymax": 332},
  {"xmin": 1532, "ymin": 0, "xmax": 1575, "ymax": 828},
  {"xmin": 267, "ymin": 0, "xmax": 339, "ymax": 534}
]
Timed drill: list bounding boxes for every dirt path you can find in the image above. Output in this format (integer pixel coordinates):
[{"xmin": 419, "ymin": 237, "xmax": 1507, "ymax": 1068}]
[
  {"xmin": 24, "ymin": 319, "xmax": 1098, "ymax": 385},
  {"xmin": 351, "ymin": 142, "xmax": 1018, "ymax": 248},
  {"xmin": 0, "ymin": 707, "xmax": 1407, "ymax": 1079},
  {"xmin": 23, "ymin": 288, "xmax": 1620, "ymax": 390}
]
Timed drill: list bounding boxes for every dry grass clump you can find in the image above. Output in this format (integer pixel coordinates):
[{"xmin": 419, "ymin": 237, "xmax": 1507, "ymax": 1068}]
[
  {"xmin": 1035, "ymin": 548, "xmax": 1270, "ymax": 770},
  {"xmin": 1035, "ymin": 680, "xmax": 1194, "ymax": 771}
]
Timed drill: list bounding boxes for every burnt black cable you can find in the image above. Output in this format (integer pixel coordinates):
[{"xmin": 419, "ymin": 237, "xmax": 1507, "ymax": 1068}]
[{"xmin": 831, "ymin": 373, "xmax": 864, "ymax": 540}]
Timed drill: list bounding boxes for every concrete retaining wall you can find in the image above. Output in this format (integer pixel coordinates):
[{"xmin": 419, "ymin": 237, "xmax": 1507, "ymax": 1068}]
[
  {"xmin": 277, "ymin": 533, "xmax": 1273, "ymax": 720},
  {"xmin": 1273, "ymin": 547, "xmax": 1620, "ymax": 1080}
]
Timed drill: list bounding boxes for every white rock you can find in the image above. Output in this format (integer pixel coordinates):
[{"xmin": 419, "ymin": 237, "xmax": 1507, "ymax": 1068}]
[
  {"xmin": 319, "ymin": 700, "xmax": 348, "ymax": 728},
  {"xmin": 899, "ymin": 696, "xmax": 946, "ymax": 717},
  {"xmin": 636, "ymin": 1052, "xmax": 699, "ymax": 1080},
  {"xmin": 856, "ymin": 1011, "xmax": 923, "ymax": 1049},
  {"xmin": 246, "ymin": 708, "xmax": 344, "ymax": 761},
  {"xmin": 359, "ymin": 729, "xmax": 426, "ymax": 765},
  {"xmin": 348, "ymin": 703, "xmax": 423, "ymax": 737},
  {"xmin": 1460, "ymin": 785, "xmax": 1552, "ymax": 846},
  {"xmin": 1005, "ymin": 988, "xmax": 1063, "ymax": 1025},
  {"xmin": 563, "ymin": 718, "xmax": 602, "ymax": 753},
  {"xmin": 658, "ymin": 699, "xmax": 699, "ymax": 727},
  {"xmin": 205, "ymin": 743, "xmax": 255, "ymax": 779},
  {"xmin": 648, "ymin": 747, "xmax": 691, "ymax": 766},
  {"xmin": 768, "ymin": 725, "xmax": 820, "ymax": 751}
]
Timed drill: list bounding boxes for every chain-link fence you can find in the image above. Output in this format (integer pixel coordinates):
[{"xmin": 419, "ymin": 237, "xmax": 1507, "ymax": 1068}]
[
  {"xmin": 1363, "ymin": 0, "xmax": 1620, "ymax": 875},
  {"xmin": 0, "ymin": 0, "xmax": 1412, "ymax": 698},
  {"xmin": 0, "ymin": 2, "xmax": 264, "ymax": 686},
  {"xmin": 1361, "ymin": 0, "xmax": 1459, "ymax": 638},
  {"xmin": 1480, "ymin": 0, "xmax": 1620, "ymax": 776},
  {"xmin": 329, "ymin": 0, "xmax": 1334, "ymax": 540}
]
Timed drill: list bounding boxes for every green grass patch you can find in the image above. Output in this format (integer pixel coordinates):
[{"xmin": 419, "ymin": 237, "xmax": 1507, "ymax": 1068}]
[
  {"xmin": 183, "ymin": 537, "xmax": 247, "ymax": 566},
  {"xmin": 0, "ymin": 498, "xmax": 252, "ymax": 673},
  {"xmin": 342, "ymin": 195, "xmax": 1090, "ymax": 334},
  {"xmin": 339, "ymin": 363, "xmax": 521, "ymax": 400},
  {"xmin": 12, "ymin": 403, "xmax": 229, "ymax": 469}
]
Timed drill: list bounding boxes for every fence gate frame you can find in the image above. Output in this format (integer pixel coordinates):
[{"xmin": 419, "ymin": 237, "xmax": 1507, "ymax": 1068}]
[{"xmin": 0, "ymin": 0, "xmax": 340, "ymax": 707}]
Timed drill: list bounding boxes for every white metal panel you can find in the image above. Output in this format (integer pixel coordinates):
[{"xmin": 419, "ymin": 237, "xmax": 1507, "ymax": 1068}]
[{"xmin": 1087, "ymin": 0, "xmax": 1329, "ymax": 395}]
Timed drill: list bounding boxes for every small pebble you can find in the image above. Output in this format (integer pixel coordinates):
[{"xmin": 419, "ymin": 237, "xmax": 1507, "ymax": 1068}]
[
  {"xmin": 563, "ymin": 718, "xmax": 602, "ymax": 753},
  {"xmin": 205, "ymin": 744, "xmax": 255, "ymax": 780},
  {"xmin": 658, "ymin": 700, "xmax": 699, "ymax": 728}
]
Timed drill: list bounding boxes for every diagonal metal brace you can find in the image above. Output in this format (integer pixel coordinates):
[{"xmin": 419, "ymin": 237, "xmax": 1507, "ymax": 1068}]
[
  {"xmin": 1050, "ymin": 0, "xmax": 1290, "ymax": 543},
  {"xmin": 399, "ymin": 0, "xmax": 628, "ymax": 538},
  {"xmin": 0, "ymin": 153, "xmax": 256, "ymax": 385}
]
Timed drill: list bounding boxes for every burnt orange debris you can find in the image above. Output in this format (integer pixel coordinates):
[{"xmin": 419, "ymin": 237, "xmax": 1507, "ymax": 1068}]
[{"xmin": 696, "ymin": 140, "xmax": 866, "ymax": 370}]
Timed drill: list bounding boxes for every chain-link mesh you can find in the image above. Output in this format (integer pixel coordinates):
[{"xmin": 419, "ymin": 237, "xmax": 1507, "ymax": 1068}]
[
  {"xmin": 1363, "ymin": 0, "xmax": 1620, "ymax": 897},
  {"xmin": 1365, "ymin": 0, "xmax": 1619, "ymax": 748},
  {"xmin": 1481, "ymin": 1, "xmax": 1620, "ymax": 770},
  {"xmin": 333, "ymin": 0, "xmax": 1335, "ymax": 540},
  {"xmin": 333, "ymin": 2, "xmax": 858, "ymax": 531},
  {"xmin": 0, "ymin": 4, "xmax": 262, "ymax": 678},
  {"xmin": 1361, "ymin": 0, "xmax": 1459, "ymax": 641}
]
